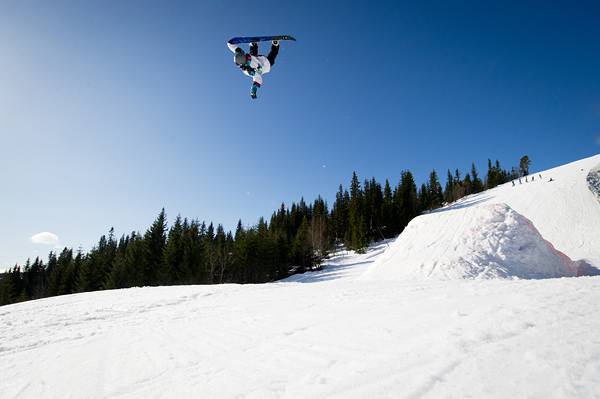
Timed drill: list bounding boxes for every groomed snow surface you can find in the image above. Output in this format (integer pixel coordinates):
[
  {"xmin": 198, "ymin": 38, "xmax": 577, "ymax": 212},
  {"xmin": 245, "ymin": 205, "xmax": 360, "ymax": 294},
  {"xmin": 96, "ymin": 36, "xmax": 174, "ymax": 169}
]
[
  {"xmin": 2, "ymin": 154, "xmax": 600, "ymax": 398},
  {"xmin": 3, "ymin": 277, "xmax": 600, "ymax": 399}
]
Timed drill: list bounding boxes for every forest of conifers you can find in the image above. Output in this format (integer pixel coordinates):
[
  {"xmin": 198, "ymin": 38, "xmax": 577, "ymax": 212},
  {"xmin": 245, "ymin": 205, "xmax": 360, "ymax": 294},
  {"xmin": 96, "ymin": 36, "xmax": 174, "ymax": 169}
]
[{"xmin": 0, "ymin": 158, "xmax": 523, "ymax": 306}]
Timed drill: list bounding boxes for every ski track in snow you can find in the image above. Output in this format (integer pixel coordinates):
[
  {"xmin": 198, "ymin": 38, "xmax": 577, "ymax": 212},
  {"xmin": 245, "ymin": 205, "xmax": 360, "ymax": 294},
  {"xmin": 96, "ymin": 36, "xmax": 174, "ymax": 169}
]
[{"xmin": 2, "ymin": 155, "xmax": 600, "ymax": 398}]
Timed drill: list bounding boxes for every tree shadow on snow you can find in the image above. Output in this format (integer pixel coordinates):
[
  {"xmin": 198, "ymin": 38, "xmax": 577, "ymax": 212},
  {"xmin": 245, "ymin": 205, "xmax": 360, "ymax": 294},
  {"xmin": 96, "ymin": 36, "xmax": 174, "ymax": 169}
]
[{"xmin": 280, "ymin": 259, "xmax": 378, "ymax": 284}]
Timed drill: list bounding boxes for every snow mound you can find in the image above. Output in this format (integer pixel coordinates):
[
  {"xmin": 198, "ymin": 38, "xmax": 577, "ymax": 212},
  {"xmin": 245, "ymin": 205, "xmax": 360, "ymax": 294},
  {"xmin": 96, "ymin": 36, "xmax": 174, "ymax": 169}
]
[
  {"xmin": 462, "ymin": 154, "xmax": 600, "ymax": 267},
  {"xmin": 362, "ymin": 203, "xmax": 577, "ymax": 281}
]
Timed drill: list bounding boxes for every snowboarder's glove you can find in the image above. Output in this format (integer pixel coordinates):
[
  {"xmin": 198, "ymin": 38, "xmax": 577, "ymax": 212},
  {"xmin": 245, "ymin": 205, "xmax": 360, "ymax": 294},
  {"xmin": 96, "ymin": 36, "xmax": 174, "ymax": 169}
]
[
  {"xmin": 250, "ymin": 83, "xmax": 259, "ymax": 99},
  {"xmin": 241, "ymin": 64, "xmax": 256, "ymax": 76}
]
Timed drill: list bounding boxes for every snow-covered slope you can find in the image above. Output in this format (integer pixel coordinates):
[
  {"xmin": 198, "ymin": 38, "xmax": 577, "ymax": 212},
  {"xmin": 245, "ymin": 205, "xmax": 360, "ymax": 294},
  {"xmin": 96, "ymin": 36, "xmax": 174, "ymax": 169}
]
[
  {"xmin": 283, "ymin": 240, "xmax": 391, "ymax": 283},
  {"xmin": 364, "ymin": 154, "xmax": 600, "ymax": 281},
  {"xmin": 2, "ymin": 278, "xmax": 600, "ymax": 399}
]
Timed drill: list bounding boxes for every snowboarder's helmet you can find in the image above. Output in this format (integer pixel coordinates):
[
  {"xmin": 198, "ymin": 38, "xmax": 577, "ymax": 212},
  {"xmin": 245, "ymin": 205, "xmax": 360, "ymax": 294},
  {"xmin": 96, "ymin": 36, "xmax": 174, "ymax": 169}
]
[{"xmin": 234, "ymin": 52, "xmax": 248, "ymax": 66}]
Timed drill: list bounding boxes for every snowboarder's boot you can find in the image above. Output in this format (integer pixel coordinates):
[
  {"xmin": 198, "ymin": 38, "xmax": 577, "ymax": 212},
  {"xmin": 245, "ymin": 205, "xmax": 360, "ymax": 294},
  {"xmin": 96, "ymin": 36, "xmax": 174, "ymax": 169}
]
[
  {"xmin": 249, "ymin": 42, "xmax": 258, "ymax": 56},
  {"xmin": 267, "ymin": 42, "xmax": 280, "ymax": 65}
]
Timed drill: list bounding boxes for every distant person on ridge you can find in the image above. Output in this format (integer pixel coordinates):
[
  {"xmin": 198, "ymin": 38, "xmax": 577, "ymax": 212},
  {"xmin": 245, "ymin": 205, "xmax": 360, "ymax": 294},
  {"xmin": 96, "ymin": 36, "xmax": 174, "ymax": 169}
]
[{"xmin": 227, "ymin": 40, "xmax": 280, "ymax": 99}]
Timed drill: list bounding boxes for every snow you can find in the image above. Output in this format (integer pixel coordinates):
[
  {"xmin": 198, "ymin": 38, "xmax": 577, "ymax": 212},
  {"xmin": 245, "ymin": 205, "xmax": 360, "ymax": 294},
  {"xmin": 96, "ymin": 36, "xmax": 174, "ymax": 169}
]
[
  {"xmin": 283, "ymin": 240, "xmax": 392, "ymax": 283},
  {"xmin": 471, "ymin": 155, "xmax": 600, "ymax": 267},
  {"xmin": 2, "ymin": 277, "xmax": 600, "ymax": 398},
  {"xmin": 362, "ymin": 203, "xmax": 578, "ymax": 281},
  {"xmin": 364, "ymin": 154, "xmax": 600, "ymax": 281},
  {"xmin": 2, "ymin": 155, "xmax": 600, "ymax": 398}
]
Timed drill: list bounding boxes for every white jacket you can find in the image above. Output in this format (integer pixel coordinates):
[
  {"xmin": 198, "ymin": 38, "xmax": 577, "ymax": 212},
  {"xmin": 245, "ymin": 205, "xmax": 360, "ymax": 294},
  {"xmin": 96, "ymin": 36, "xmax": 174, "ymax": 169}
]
[{"xmin": 227, "ymin": 42, "xmax": 271, "ymax": 85}]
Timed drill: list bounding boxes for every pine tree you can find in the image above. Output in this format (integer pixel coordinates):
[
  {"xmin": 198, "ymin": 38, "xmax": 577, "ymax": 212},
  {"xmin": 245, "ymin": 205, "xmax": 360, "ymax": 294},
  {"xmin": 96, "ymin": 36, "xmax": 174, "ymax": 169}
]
[
  {"xmin": 381, "ymin": 179, "xmax": 395, "ymax": 237},
  {"xmin": 346, "ymin": 172, "xmax": 367, "ymax": 251},
  {"xmin": 365, "ymin": 177, "xmax": 383, "ymax": 242},
  {"xmin": 330, "ymin": 185, "xmax": 349, "ymax": 245},
  {"xmin": 310, "ymin": 196, "xmax": 329, "ymax": 263},
  {"xmin": 204, "ymin": 222, "xmax": 215, "ymax": 283},
  {"xmin": 45, "ymin": 251, "xmax": 59, "ymax": 296},
  {"xmin": 180, "ymin": 219, "xmax": 203, "ymax": 284},
  {"xmin": 470, "ymin": 163, "xmax": 483, "ymax": 193},
  {"xmin": 444, "ymin": 169, "xmax": 454, "ymax": 204},
  {"xmin": 106, "ymin": 232, "xmax": 145, "ymax": 289},
  {"xmin": 48, "ymin": 248, "xmax": 73, "ymax": 296},
  {"xmin": 233, "ymin": 220, "xmax": 248, "ymax": 282},
  {"xmin": 215, "ymin": 224, "xmax": 231, "ymax": 283},
  {"xmin": 292, "ymin": 216, "xmax": 312, "ymax": 273},
  {"xmin": 427, "ymin": 170, "xmax": 443, "ymax": 210},
  {"xmin": 162, "ymin": 216, "xmax": 184, "ymax": 284},
  {"xmin": 0, "ymin": 266, "xmax": 23, "ymax": 305},
  {"xmin": 106, "ymin": 243, "xmax": 128, "ymax": 290},
  {"xmin": 61, "ymin": 249, "xmax": 82, "ymax": 294},
  {"xmin": 519, "ymin": 155, "xmax": 531, "ymax": 176},
  {"xmin": 463, "ymin": 174, "xmax": 472, "ymax": 197},
  {"xmin": 24, "ymin": 257, "xmax": 46, "ymax": 299},
  {"xmin": 418, "ymin": 183, "xmax": 429, "ymax": 214},
  {"xmin": 77, "ymin": 232, "xmax": 114, "ymax": 292},
  {"xmin": 143, "ymin": 209, "xmax": 167, "ymax": 285},
  {"xmin": 393, "ymin": 171, "xmax": 419, "ymax": 232}
]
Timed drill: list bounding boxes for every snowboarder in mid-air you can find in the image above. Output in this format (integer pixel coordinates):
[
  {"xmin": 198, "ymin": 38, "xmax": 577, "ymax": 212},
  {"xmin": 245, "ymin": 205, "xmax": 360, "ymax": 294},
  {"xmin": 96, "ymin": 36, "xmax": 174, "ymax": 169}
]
[{"xmin": 227, "ymin": 40, "xmax": 280, "ymax": 99}]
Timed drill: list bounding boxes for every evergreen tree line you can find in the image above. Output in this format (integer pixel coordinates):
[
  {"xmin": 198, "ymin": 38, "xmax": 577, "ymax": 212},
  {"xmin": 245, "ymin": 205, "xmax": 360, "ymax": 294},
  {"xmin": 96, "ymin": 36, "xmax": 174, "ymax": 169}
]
[{"xmin": 0, "ymin": 157, "xmax": 522, "ymax": 306}]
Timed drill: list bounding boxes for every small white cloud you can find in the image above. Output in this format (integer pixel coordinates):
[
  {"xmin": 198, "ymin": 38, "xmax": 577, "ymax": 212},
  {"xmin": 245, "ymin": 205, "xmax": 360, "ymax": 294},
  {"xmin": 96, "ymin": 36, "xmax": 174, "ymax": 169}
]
[
  {"xmin": 322, "ymin": 164, "xmax": 327, "ymax": 168},
  {"xmin": 31, "ymin": 232, "xmax": 59, "ymax": 246}
]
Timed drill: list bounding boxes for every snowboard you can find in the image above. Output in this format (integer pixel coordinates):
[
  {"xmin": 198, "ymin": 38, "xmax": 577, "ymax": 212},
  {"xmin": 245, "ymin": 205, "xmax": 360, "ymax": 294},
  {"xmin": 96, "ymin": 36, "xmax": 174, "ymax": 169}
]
[{"xmin": 228, "ymin": 35, "xmax": 296, "ymax": 45}]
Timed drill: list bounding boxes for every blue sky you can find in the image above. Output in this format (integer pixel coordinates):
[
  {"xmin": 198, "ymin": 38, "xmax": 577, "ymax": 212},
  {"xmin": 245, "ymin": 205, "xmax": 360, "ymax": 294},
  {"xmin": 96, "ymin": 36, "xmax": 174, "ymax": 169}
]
[{"xmin": 1, "ymin": 0, "xmax": 599, "ymax": 270}]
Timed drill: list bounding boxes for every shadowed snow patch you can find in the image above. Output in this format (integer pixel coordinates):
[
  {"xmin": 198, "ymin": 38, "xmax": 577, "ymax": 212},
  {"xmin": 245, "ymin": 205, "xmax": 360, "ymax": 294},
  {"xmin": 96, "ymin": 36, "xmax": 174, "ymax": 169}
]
[{"xmin": 587, "ymin": 163, "xmax": 600, "ymax": 202}]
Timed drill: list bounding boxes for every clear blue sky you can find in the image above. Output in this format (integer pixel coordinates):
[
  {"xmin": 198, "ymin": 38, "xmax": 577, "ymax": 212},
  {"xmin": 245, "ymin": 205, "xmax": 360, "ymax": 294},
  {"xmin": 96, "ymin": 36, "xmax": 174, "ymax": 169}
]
[{"xmin": 1, "ymin": 0, "xmax": 599, "ymax": 270}]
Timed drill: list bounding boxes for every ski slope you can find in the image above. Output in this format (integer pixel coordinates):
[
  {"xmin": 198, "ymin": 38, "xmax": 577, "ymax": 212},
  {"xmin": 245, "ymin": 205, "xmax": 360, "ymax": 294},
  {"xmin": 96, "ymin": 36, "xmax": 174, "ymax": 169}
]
[
  {"xmin": 2, "ymin": 276, "xmax": 600, "ymax": 399},
  {"xmin": 364, "ymin": 154, "xmax": 600, "ymax": 281},
  {"xmin": 2, "ymin": 155, "xmax": 600, "ymax": 398}
]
